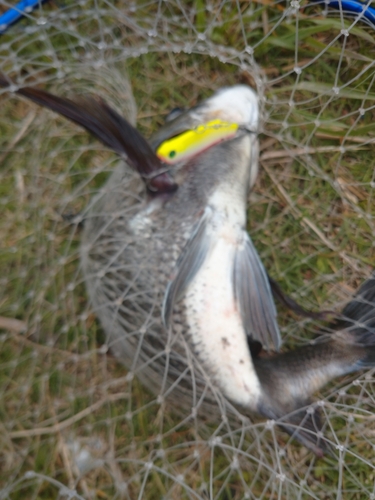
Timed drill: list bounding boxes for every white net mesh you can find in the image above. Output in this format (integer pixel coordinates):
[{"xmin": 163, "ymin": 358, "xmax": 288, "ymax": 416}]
[{"xmin": 1, "ymin": 1, "xmax": 375, "ymax": 499}]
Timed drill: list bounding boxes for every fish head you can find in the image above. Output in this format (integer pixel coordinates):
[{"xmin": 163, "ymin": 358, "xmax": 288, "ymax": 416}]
[{"xmin": 150, "ymin": 85, "xmax": 260, "ymax": 192}]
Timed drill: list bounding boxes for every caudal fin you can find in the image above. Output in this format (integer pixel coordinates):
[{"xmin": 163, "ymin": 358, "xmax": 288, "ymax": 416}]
[
  {"xmin": 333, "ymin": 273, "xmax": 375, "ymax": 349},
  {"xmin": 0, "ymin": 74, "xmax": 177, "ymax": 194}
]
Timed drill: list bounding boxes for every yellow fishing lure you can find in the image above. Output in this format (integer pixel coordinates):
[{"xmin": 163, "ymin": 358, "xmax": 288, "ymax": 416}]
[{"xmin": 156, "ymin": 119, "xmax": 239, "ymax": 164}]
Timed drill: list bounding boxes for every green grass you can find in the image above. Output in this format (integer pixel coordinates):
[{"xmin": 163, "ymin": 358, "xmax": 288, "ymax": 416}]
[{"xmin": 0, "ymin": 1, "xmax": 375, "ymax": 499}]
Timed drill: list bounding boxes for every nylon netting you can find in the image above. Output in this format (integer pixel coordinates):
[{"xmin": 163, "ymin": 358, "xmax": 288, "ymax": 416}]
[{"xmin": 1, "ymin": 1, "xmax": 375, "ymax": 499}]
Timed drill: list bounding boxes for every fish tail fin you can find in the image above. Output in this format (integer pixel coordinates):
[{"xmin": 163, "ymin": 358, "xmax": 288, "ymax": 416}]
[
  {"xmin": 337, "ymin": 274, "xmax": 375, "ymax": 336},
  {"xmin": 0, "ymin": 73, "xmax": 177, "ymax": 194},
  {"xmin": 333, "ymin": 274, "xmax": 375, "ymax": 368}
]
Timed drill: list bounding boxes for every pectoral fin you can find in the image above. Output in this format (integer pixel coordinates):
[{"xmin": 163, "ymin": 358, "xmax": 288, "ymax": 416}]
[
  {"xmin": 162, "ymin": 209, "xmax": 211, "ymax": 328},
  {"xmin": 233, "ymin": 233, "xmax": 281, "ymax": 350}
]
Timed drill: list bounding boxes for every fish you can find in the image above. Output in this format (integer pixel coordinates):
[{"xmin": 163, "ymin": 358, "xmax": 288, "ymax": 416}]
[{"xmin": 2, "ymin": 74, "xmax": 373, "ymax": 457}]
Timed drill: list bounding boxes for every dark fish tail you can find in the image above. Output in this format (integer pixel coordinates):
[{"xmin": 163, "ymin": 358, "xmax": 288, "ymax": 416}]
[
  {"xmin": 337, "ymin": 273, "xmax": 375, "ymax": 368},
  {"xmin": 0, "ymin": 74, "xmax": 177, "ymax": 194},
  {"xmin": 334, "ymin": 274, "xmax": 375, "ymax": 340}
]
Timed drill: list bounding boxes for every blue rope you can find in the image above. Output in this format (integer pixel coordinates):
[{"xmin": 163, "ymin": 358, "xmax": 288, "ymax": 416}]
[
  {"xmin": 312, "ymin": 0, "xmax": 375, "ymax": 25},
  {"xmin": 0, "ymin": 0, "xmax": 48, "ymax": 34}
]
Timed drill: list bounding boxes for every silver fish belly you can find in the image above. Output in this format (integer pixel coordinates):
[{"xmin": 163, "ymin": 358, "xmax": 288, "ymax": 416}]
[
  {"xmin": 184, "ymin": 213, "xmax": 262, "ymax": 408},
  {"xmin": 182, "ymin": 160, "xmax": 262, "ymax": 408}
]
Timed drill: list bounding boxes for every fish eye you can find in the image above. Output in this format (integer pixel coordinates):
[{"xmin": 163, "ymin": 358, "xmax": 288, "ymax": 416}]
[
  {"xmin": 165, "ymin": 107, "xmax": 184, "ymax": 122},
  {"xmin": 168, "ymin": 150, "xmax": 176, "ymax": 158}
]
